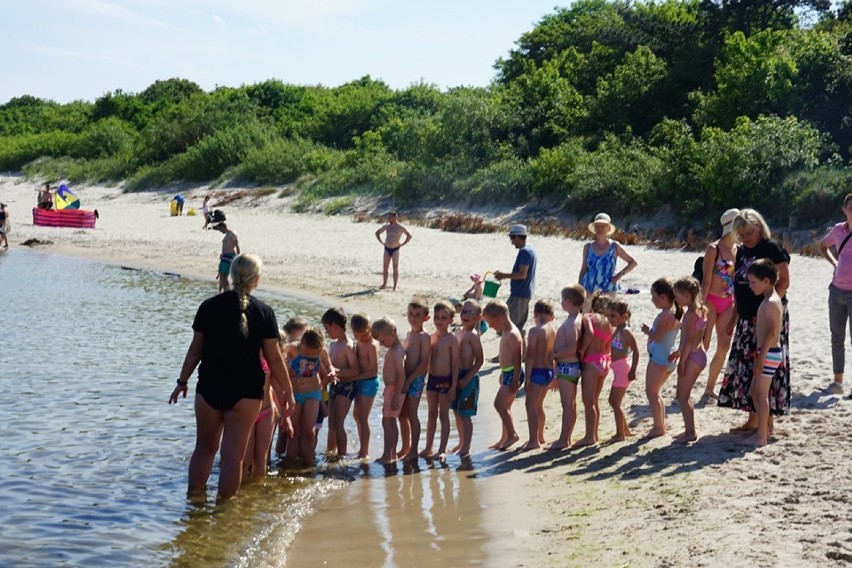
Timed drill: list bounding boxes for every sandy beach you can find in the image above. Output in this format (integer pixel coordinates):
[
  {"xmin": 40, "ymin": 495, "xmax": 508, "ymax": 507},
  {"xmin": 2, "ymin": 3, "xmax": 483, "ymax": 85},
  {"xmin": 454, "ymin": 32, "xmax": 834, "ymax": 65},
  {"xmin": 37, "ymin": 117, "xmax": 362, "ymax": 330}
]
[{"xmin": 2, "ymin": 174, "xmax": 851, "ymax": 567}]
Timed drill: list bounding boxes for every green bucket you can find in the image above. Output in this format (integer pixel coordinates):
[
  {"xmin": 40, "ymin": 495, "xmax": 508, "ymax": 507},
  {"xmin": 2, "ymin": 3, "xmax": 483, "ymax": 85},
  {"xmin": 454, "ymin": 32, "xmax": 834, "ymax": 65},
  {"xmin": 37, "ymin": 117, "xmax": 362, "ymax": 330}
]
[{"xmin": 483, "ymin": 279, "xmax": 500, "ymax": 298}]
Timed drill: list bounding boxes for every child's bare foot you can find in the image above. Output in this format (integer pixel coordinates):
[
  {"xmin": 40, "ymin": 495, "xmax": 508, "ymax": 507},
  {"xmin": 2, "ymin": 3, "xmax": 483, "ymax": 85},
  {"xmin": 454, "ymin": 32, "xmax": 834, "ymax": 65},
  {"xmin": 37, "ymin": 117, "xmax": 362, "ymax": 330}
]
[
  {"xmin": 419, "ymin": 448, "xmax": 434, "ymax": 458},
  {"xmin": 608, "ymin": 434, "xmax": 626, "ymax": 443},
  {"xmin": 572, "ymin": 436, "xmax": 596, "ymax": 448},
  {"xmin": 729, "ymin": 423, "xmax": 757, "ymax": 433},
  {"xmin": 404, "ymin": 452, "xmax": 419, "ymax": 462},
  {"xmin": 489, "ymin": 439, "xmax": 507, "ymax": 450},
  {"xmin": 519, "ymin": 441, "xmax": 540, "ymax": 451},
  {"xmin": 357, "ymin": 451, "xmax": 370, "ymax": 460},
  {"xmin": 644, "ymin": 428, "xmax": 666, "ymax": 439},
  {"xmin": 546, "ymin": 440, "xmax": 570, "ymax": 451},
  {"xmin": 498, "ymin": 433, "xmax": 520, "ymax": 450},
  {"xmin": 672, "ymin": 431, "xmax": 698, "ymax": 444}
]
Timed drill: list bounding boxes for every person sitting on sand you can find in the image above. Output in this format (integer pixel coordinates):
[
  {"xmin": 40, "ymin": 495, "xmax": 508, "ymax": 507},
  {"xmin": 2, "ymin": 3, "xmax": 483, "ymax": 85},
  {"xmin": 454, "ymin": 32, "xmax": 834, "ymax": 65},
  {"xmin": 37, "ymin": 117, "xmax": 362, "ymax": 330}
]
[
  {"xmin": 375, "ymin": 211, "xmax": 412, "ymax": 291},
  {"xmin": 211, "ymin": 210, "xmax": 239, "ymax": 293},
  {"xmin": 462, "ymin": 273, "xmax": 484, "ymax": 301},
  {"xmin": 483, "ymin": 299, "xmax": 524, "ymax": 451},
  {"xmin": 37, "ymin": 184, "xmax": 53, "ymax": 210}
]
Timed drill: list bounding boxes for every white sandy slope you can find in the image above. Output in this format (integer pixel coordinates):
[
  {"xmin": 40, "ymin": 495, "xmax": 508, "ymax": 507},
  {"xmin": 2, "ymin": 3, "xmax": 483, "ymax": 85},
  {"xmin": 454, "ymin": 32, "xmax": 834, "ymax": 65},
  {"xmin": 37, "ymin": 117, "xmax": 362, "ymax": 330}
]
[{"xmin": 2, "ymin": 175, "xmax": 851, "ymax": 566}]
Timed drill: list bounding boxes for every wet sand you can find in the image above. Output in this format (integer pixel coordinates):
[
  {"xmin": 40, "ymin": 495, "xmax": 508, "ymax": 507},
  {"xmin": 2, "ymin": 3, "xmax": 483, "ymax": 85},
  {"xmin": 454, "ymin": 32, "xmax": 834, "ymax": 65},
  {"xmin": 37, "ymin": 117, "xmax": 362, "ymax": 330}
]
[{"xmin": 2, "ymin": 175, "xmax": 851, "ymax": 566}]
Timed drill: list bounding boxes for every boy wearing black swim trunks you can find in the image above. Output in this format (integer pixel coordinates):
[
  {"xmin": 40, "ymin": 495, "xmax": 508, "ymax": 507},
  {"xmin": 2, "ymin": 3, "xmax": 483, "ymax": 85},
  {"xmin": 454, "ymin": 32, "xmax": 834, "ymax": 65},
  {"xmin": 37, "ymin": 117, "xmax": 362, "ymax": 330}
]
[{"xmin": 420, "ymin": 300, "xmax": 459, "ymax": 460}]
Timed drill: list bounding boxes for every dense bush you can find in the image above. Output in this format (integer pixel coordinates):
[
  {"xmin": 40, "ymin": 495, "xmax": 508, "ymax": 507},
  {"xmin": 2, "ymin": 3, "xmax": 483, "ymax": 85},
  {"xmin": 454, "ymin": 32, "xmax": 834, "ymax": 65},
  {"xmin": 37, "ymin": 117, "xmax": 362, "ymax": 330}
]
[{"xmin": 1, "ymin": 1, "xmax": 851, "ymax": 228}]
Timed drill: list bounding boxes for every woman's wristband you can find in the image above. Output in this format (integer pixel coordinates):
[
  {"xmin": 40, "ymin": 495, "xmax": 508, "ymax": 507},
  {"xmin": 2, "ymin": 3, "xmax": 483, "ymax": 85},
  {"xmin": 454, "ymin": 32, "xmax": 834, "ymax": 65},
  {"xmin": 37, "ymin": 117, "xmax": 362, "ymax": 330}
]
[{"xmin": 176, "ymin": 379, "xmax": 189, "ymax": 386}]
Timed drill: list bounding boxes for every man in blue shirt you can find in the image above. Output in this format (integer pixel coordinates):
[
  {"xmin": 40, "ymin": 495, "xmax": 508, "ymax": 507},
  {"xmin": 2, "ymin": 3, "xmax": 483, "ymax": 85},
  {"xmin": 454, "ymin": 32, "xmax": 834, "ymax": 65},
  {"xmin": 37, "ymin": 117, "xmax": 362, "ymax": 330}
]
[{"xmin": 494, "ymin": 224, "xmax": 537, "ymax": 337}]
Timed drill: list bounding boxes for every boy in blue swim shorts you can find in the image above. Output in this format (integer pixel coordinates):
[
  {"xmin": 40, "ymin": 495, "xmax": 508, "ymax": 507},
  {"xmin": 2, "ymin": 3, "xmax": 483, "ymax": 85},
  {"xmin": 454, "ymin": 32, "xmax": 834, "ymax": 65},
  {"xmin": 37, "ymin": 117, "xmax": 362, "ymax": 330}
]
[
  {"xmin": 550, "ymin": 284, "xmax": 586, "ymax": 450},
  {"xmin": 400, "ymin": 297, "xmax": 431, "ymax": 460},
  {"xmin": 522, "ymin": 300, "xmax": 557, "ymax": 451},
  {"xmin": 452, "ymin": 300, "xmax": 484, "ymax": 458},
  {"xmin": 483, "ymin": 299, "xmax": 524, "ymax": 451},
  {"xmin": 337, "ymin": 313, "xmax": 379, "ymax": 459}
]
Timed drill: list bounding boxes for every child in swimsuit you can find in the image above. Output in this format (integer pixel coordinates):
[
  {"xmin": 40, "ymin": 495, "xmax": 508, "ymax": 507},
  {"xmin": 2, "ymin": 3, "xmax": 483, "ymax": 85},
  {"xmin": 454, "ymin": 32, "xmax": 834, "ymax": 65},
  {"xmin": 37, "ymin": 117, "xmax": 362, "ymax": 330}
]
[
  {"xmin": 521, "ymin": 300, "xmax": 557, "ymax": 451},
  {"xmin": 421, "ymin": 300, "xmax": 459, "ymax": 460},
  {"xmin": 371, "ymin": 317, "xmax": 406, "ymax": 464},
  {"xmin": 244, "ymin": 355, "xmax": 280, "ymax": 477},
  {"xmin": 336, "ymin": 313, "xmax": 379, "ymax": 459},
  {"xmin": 574, "ymin": 293, "xmax": 614, "ymax": 447},
  {"xmin": 747, "ymin": 259, "xmax": 784, "ymax": 447},
  {"xmin": 482, "ymin": 299, "xmax": 525, "ymax": 451},
  {"xmin": 400, "ymin": 298, "xmax": 431, "ymax": 461},
  {"xmin": 606, "ymin": 300, "xmax": 639, "ymax": 443},
  {"xmin": 641, "ymin": 278, "xmax": 681, "ymax": 438},
  {"xmin": 673, "ymin": 277, "xmax": 709, "ymax": 444},
  {"xmin": 452, "ymin": 300, "xmax": 484, "ymax": 458},
  {"xmin": 549, "ymin": 284, "xmax": 586, "ymax": 449},
  {"xmin": 275, "ymin": 318, "xmax": 307, "ymax": 457},
  {"xmin": 321, "ymin": 308, "xmax": 358, "ymax": 459},
  {"xmin": 283, "ymin": 327, "xmax": 334, "ymax": 465}
]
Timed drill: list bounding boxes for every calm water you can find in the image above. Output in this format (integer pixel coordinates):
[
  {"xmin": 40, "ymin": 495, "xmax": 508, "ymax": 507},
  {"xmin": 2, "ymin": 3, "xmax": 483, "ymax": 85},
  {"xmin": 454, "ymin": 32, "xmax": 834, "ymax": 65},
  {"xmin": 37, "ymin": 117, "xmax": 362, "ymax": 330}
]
[{"xmin": 0, "ymin": 249, "xmax": 351, "ymax": 566}]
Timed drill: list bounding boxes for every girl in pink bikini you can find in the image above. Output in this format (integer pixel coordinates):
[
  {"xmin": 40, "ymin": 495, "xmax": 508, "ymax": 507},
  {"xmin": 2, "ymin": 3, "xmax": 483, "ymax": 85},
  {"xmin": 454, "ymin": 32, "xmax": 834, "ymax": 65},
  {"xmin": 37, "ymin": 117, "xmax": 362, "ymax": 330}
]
[
  {"xmin": 574, "ymin": 293, "xmax": 613, "ymax": 447},
  {"xmin": 698, "ymin": 208, "xmax": 739, "ymax": 401},
  {"xmin": 673, "ymin": 277, "xmax": 709, "ymax": 443}
]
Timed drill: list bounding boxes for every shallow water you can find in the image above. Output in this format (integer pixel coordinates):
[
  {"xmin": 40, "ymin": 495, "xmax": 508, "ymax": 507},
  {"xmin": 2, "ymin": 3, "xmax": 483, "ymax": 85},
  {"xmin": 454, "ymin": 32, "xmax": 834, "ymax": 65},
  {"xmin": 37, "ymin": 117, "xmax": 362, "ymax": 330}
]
[{"xmin": 0, "ymin": 249, "xmax": 350, "ymax": 566}]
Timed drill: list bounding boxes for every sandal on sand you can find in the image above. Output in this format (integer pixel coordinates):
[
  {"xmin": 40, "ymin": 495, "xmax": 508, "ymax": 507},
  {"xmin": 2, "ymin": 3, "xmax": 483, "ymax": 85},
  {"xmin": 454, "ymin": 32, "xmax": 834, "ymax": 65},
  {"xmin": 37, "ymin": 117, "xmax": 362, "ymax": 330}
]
[{"xmin": 825, "ymin": 381, "xmax": 844, "ymax": 395}]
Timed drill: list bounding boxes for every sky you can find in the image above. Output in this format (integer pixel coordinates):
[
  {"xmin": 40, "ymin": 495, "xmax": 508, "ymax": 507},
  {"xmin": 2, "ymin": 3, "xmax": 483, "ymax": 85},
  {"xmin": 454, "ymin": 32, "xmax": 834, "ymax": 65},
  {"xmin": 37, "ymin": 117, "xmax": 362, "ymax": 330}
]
[{"xmin": 0, "ymin": 0, "xmax": 568, "ymax": 104}]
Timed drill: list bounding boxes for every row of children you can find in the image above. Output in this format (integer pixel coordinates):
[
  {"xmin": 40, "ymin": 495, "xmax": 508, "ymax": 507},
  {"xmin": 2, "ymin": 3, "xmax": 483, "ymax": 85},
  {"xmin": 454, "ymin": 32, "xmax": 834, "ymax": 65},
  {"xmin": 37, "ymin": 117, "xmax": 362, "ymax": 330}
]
[{"xmin": 242, "ymin": 257, "xmax": 783, "ymax": 469}]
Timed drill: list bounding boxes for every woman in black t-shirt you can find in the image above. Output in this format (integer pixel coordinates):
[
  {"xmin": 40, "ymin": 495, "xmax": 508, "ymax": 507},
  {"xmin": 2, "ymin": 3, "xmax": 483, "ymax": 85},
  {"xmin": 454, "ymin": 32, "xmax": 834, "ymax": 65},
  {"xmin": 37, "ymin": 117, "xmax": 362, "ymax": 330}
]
[
  {"xmin": 169, "ymin": 253, "xmax": 295, "ymax": 500},
  {"xmin": 717, "ymin": 209, "xmax": 791, "ymax": 434}
]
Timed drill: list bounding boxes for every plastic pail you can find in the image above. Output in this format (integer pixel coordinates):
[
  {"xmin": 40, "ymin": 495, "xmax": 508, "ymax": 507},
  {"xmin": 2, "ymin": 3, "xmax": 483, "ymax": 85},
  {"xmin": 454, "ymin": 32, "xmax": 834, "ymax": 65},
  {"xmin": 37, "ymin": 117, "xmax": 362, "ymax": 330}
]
[{"xmin": 483, "ymin": 279, "xmax": 500, "ymax": 298}]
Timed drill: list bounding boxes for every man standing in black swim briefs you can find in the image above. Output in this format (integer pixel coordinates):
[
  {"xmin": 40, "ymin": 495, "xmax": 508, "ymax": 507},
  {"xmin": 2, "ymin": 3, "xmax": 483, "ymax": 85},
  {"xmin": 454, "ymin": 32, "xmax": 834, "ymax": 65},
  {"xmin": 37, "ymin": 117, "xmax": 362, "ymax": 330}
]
[{"xmin": 375, "ymin": 211, "xmax": 412, "ymax": 291}]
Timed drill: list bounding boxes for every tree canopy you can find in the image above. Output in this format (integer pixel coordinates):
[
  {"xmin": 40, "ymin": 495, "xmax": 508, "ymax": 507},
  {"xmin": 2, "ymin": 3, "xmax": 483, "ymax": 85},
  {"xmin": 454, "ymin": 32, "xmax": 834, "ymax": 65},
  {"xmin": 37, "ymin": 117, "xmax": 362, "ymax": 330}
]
[{"xmin": 2, "ymin": 0, "xmax": 851, "ymax": 226}]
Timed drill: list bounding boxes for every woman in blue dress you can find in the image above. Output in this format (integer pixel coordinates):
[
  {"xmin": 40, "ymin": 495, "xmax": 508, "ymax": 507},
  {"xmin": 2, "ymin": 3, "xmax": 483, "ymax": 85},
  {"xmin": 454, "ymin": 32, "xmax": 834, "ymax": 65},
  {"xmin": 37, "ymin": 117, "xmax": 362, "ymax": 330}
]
[{"xmin": 578, "ymin": 213, "xmax": 638, "ymax": 311}]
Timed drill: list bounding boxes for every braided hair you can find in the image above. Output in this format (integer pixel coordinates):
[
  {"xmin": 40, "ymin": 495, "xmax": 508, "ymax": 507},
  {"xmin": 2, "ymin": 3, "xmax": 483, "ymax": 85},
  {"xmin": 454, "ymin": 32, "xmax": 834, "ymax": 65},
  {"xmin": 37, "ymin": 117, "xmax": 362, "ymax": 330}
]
[{"xmin": 229, "ymin": 253, "xmax": 263, "ymax": 337}]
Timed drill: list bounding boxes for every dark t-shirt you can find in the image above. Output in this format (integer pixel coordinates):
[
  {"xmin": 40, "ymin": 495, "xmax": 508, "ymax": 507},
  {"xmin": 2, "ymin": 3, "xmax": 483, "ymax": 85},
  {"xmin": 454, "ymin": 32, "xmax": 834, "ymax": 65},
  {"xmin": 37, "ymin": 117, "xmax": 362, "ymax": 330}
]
[
  {"xmin": 510, "ymin": 245, "xmax": 537, "ymax": 299},
  {"xmin": 734, "ymin": 238, "xmax": 790, "ymax": 320},
  {"xmin": 192, "ymin": 291, "xmax": 280, "ymax": 394}
]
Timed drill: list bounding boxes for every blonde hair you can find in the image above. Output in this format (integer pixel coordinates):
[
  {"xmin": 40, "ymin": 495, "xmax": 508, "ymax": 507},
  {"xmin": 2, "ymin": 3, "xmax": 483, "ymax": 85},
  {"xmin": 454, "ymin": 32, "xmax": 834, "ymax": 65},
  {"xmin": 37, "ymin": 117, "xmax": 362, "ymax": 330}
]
[
  {"xmin": 732, "ymin": 208, "xmax": 771, "ymax": 242},
  {"xmin": 561, "ymin": 284, "xmax": 586, "ymax": 306},
  {"xmin": 371, "ymin": 317, "xmax": 397, "ymax": 337},
  {"xmin": 230, "ymin": 253, "xmax": 262, "ymax": 337},
  {"xmin": 483, "ymin": 299, "xmax": 509, "ymax": 318},
  {"xmin": 434, "ymin": 300, "xmax": 455, "ymax": 317},
  {"xmin": 673, "ymin": 276, "xmax": 705, "ymax": 316}
]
